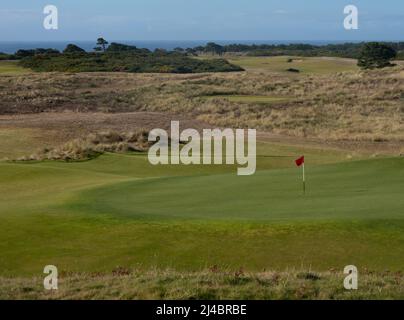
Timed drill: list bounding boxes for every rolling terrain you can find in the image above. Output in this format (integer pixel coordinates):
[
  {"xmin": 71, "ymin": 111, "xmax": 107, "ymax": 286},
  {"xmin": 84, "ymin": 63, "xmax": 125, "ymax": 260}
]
[
  {"xmin": 0, "ymin": 56, "xmax": 403, "ymax": 299},
  {"xmin": 1, "ymin": 148, "xmax": 403, "ymax": 276}
]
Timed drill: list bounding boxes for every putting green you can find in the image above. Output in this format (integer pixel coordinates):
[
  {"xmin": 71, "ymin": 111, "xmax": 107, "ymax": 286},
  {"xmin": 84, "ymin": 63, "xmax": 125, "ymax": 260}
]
[
  {"xmin": 66, "ymin": 158, "xmax": 404, "ymax": 221},
  {"xmin": 0, "ymin": 145, "xmax": 403, "ymax": 276}
]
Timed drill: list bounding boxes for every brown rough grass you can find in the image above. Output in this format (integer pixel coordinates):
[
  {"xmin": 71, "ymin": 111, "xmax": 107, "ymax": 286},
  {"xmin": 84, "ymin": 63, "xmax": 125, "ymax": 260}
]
[
  {"xmin": 16, "ymin": 130, "xmax": 151, "ymax": 161},
  {"xmin": 1, "ymin": 269, "xmax": 403, "ymax": 300},
  {"xmin": 0, "ymin": 64, "xmax": 403, "ymax": 143}
]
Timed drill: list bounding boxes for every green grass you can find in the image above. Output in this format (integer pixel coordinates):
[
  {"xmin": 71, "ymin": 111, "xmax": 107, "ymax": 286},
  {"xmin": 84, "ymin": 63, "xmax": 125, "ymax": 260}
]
[
  {"xmin": 227, "ymin": 56, "xmax": 358, "ymax": 74},
  {"xmin": 0, "ymin": 140, "xmax": 402, "ymax": 277},
  {"xmin": 203, "ymin": 95, "xmax": 290, "ymax": 104},
  {"xmin": 0, "ymin": 60, "xmax": 30, "ymax": 74},
  {"xmin": 69, "ymin": 158, "xmax": 404, "ymax": 221}
]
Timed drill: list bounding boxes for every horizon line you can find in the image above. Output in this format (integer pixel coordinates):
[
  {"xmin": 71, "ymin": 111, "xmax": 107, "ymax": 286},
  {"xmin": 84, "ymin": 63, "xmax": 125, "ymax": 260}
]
[{"xmin": 1, "ymin": 39, "xmax": 403, "ymax": 43}]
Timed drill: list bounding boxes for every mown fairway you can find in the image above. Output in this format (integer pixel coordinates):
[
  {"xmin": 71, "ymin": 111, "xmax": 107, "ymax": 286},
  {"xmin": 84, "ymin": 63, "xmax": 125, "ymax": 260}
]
[
  {"xmin": 227, "ymin": 56, "xmax": 358, "ymax": 74},
  {"xmin": 0, "ymin": 61, "xmax": 30, "ymax": 74},
  {"xmin": 1, "ymin": 140, "xmax": 403, "ymax": 276}
]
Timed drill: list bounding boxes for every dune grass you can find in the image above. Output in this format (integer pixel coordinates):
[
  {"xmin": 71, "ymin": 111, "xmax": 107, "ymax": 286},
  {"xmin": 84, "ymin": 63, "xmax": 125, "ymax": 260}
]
[
  {"xmin": 2, "ymin": 269, "xmax": 404, "ymax": 300},
  {"xmin": 1, "ymin": 65, "xmax": 402, "ymax": 141},
  {"xmin": 202, "ymin": 95, "xmax": 290, "ymax": 104}
]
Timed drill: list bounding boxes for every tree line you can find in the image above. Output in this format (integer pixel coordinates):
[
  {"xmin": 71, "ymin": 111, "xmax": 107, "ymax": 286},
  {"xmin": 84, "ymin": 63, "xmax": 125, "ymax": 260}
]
[
  {"xmin": 13, "ymin": 39, "xmax": 243, "ymax": 74},
  {"xmin": 183, "ymin": 41, "xmax": 404, "ymax": 59},
  {"xmin": 1, "ymin": 39, "xmax": 402, "ymax": 71}
]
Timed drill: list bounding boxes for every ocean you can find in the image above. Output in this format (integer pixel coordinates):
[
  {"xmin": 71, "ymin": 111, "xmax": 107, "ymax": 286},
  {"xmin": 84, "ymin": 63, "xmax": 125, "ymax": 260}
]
[{"xmin": 0, "ymin": 40, "xmax": 356, "ymax": 54}]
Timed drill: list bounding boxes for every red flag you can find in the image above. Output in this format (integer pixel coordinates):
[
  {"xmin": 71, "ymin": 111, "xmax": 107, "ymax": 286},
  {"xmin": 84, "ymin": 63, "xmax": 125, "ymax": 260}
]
[{"xmin": 295, "ymin": 156, "xmax": 304, "ymax": 167}]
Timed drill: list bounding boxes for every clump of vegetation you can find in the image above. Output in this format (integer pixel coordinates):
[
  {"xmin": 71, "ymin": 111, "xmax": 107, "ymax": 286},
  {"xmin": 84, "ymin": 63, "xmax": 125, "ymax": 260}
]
[
  {"xmin": 358, "ymin": 42, "xmax": 397, "ymax": 69},
  {"xmin": 106, "ymin": 42, "xmax": 150, "ymax": 53},
  {"xmin": 18, "ymin": 130, "xmax": 151, "ymax": 161},
  {"xmin": 63, "ymin": 44, "xmax": 86, "ymax": 54},
  {"xmin": 20, "ymin": 52, "xmax": 243, "ymax": 74},
  {"xmin": 18, "ymin": 41, "xmax": 243, "ymax": 74},
  {"xmin": 0, "ymin": 52, "xmax": 17, "ymax": 60},
  {"xmin": 94, "ymin": 37, "xmax": 109, "ymax": 52},
  {"xmin": 15, "ymin": 48, "xmax": 60, "ymax": 58},
  {"xmin": 286, "ymin": 68, "xmax": 300, "ymax": 73}
]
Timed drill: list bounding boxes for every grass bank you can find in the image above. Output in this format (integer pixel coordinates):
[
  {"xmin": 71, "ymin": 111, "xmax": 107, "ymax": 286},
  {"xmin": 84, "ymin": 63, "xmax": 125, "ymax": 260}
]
[{"xmin": 1, "ymin": 269, "xmax": 403, "ymax": 300}]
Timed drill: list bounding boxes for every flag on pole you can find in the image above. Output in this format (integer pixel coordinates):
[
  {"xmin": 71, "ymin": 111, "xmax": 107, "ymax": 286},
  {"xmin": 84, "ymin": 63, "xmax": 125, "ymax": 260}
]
[
  {"xmin": 295, "ymin": 156, "xmax": 304, "ymax": 167},
  {"xmin": 295, "ymin": 156, "xmax": 305, "ymax": 194}
]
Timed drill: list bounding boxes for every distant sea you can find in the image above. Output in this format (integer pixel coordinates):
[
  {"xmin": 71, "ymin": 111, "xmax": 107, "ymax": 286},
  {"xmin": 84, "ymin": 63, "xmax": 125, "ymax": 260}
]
[{"xmin": 0, "ymin": 40, "xmax": 360, "ymax": 54}]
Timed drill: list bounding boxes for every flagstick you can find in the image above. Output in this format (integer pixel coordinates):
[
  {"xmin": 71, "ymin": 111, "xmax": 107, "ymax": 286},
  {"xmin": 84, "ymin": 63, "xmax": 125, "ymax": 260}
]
[{"xmin": 302, "ymin": 163, "xmax": 306, "ymax": 195}]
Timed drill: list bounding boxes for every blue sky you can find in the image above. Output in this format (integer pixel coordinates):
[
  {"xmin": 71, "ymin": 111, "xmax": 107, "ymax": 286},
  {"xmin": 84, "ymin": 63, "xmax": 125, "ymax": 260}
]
[{"xmin": 0, "ymin": 0, "xmax": 403, "ymax": 41}]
